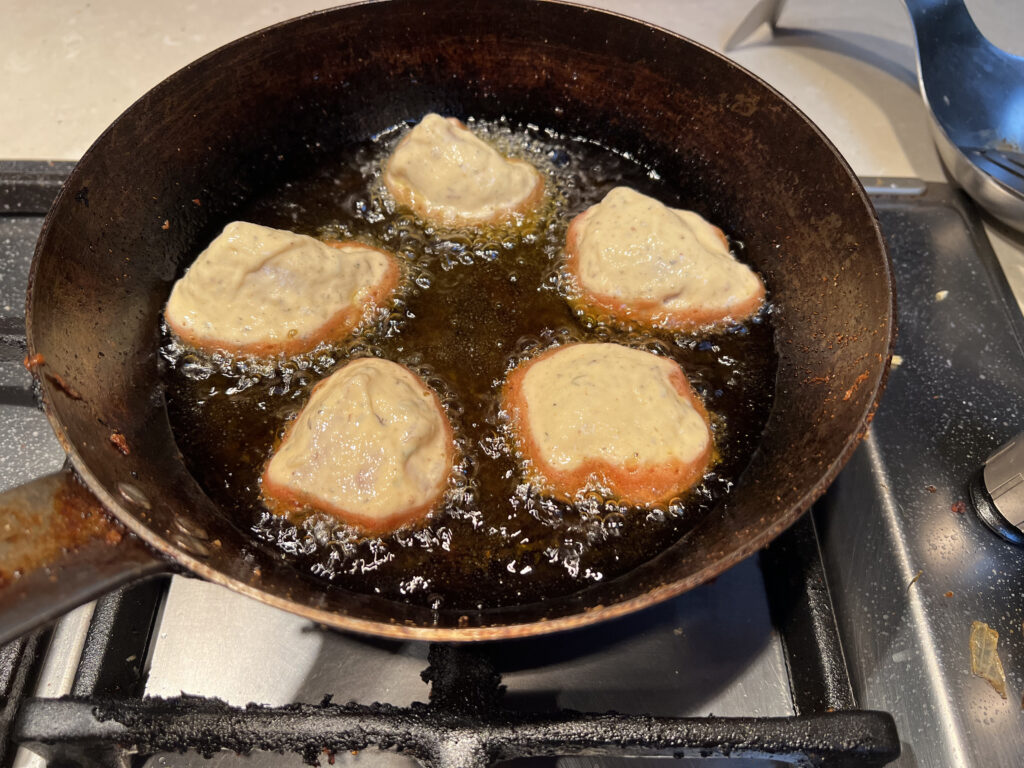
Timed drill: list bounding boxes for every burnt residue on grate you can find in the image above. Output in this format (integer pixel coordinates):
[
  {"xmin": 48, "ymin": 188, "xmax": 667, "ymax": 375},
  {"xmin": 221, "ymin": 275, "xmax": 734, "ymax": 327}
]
[
  {"xmin": 20, "ymin": 695, "xmax": 901, "ymax": 767},
  {"xmin": 15, "ymin": 645, "xmax": 900, "ymax": 768}
]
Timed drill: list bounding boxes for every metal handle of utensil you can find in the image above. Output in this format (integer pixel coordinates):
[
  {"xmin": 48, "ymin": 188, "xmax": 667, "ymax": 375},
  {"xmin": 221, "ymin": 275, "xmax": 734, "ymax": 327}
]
[
  {"xmin": 0, "ymin": 465, "xmax": 168, "ymax": 645},
  {"xmin": 971, "ymin": 432, "xmax": 1024, "ymax": 544}
]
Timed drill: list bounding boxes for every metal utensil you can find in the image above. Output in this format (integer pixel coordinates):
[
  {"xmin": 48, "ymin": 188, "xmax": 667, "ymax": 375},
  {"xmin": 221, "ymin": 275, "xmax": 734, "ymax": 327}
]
[
  {"xmin": 907, "ymin": 0, "xmax": 1024, "ymax": 232},
  {"xmin": 725, "ymin": 0, "xmax": 1024, "ymax": 233}
]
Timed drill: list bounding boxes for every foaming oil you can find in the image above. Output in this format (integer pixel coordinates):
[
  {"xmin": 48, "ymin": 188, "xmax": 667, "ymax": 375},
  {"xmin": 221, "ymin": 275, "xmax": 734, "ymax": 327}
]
[{"xmin": 162, "ymin": 118, "xmax": 777, "ymax": 610}]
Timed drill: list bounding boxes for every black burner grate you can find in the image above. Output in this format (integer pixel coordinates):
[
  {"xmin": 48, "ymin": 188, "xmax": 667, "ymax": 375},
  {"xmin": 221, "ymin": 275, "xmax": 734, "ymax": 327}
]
[
  {"xmin": 10, "ymin": 615, "xmax": 898, "ymax": 768},
  {"xmin": 1, "ymin": 523, "xmax": 899, "ymax": 768}
]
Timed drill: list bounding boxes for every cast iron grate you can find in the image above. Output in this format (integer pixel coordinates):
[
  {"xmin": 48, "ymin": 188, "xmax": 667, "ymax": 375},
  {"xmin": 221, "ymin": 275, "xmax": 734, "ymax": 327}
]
[
  {"xmin": 2, "ymin": 520, "xmax": 899, "ymax": 768},
  {"xmin": 11, "ymin": 632, "xmax": 898, "ymax": 768},
  {"xmin": 15, "ymin": 666, "xmax": 898, "ymax": 768}
]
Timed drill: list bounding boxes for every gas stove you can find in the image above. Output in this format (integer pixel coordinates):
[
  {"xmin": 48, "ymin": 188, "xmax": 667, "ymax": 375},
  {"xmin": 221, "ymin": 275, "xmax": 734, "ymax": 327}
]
[{"xmin": 1, "ymin": 165, "xmax": 1022, "ymax": 767}]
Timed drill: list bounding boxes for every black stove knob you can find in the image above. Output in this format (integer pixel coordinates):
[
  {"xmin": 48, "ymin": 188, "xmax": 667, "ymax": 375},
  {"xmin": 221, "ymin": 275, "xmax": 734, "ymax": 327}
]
[{"xmin": 971, "ymin": 432, "xmax": 1024, "ymax": 544}]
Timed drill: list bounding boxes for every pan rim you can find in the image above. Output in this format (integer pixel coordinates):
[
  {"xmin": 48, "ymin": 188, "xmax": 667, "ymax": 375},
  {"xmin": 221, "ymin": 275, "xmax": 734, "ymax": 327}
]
[{"xmin": 26, "ymin": 0, "xmax": 896, "ymax": 641}]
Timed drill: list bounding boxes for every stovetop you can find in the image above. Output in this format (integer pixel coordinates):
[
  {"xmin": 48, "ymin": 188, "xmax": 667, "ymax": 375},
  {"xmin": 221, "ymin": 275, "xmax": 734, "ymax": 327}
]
[
  {"xmin": 821, "ymin": 179, "xmax": 1024, "ymax": 768},
  {"xmin": 1, "ymin": 165, "xmax": 1023, "ymax": 767}
]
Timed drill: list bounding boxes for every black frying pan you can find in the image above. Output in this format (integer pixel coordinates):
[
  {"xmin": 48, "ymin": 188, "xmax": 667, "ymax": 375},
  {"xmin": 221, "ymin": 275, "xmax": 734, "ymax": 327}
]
[{"xmin": 0, "ymin": 0, "xmax": 894, "ymax": 643}]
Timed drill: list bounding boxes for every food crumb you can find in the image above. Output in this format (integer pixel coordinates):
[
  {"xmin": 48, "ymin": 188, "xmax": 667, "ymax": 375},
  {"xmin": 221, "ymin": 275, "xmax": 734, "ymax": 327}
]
[
  {"xmin": 970, "ymin": 621, "xmax": 1007, "ymax": 699},
  {"xmin": 161, "ymin": 220, "xmax": 170, "ymax": 230},
  {"xmin": 22, "ymin": 353, "xmax": 45, "ymax": 372},
  {"xmin": 842, "ymin": 371, "xmax": 870, "ymax": 401},
  {"xmin": 951, "ymin": 500, "xmax": 967, "ymax": 514},
  {"xmin": 935, "ymin": 290, "xmax": 949, "ymax": 301},
  {"xmin": 109, "ymin": 432, "xmax": 129, "ymax": 455},
  {"xmin": 925, "ymin": 484, "xmax": 937, "ymax": 493},
  {"xmin": 907, "ymin": 569, "xmax": 923, "ymax": 592},
  {"xmin": 673, "ymin": 627, "xmax": 683, "ymax": 636},
  {"xmin": 891, "ymin": 354, "xmax": 903, "ymax": 367},
  {"xmin": 945, "ymin": 591, "xmax": 954, "ymax": 598},
  {"xmin": 103, "ymin": 528, "xmax": 124, "ymax": 545},
  {"xmin": 192, "ymin": 198, "xmax": 201, "ymax": 206}
]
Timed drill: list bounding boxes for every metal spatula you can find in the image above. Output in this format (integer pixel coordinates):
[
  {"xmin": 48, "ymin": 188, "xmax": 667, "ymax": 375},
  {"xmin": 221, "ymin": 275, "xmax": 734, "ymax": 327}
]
[{"xmin": 725, "ymin": 0, "xmax": 1024, "ymax": 233}]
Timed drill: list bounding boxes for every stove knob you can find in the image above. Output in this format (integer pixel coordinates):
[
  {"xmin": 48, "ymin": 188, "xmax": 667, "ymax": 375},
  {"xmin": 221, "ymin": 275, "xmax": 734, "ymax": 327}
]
[{"xmin": 971, "ymin": 432, "xmax": 1024, "ymax": 544}]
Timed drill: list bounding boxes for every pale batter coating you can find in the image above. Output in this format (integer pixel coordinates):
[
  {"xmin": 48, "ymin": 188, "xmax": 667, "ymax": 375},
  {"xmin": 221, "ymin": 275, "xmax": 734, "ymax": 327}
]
[
  {"xmin": 502, "ymin": 343, "xmax": 713, "ymax": 505},
  {"xmin": 164, "ymin": 222, "xmax": 399, "ymax": 356},
  {"xmin": 565, "ymin": 187, "xmax": 765, "ymax": 330},
  {"xmin": 383, "ymin": 113, "xmax": 544, "ymax": 227},
  {"xmin": 262, "ymin": 358, "xmax": 455, "ymax": 533}
]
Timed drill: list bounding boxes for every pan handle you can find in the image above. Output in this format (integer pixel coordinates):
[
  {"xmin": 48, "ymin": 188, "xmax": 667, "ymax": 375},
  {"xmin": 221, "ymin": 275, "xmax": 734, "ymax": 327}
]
[{"xmin": 0, "ymin": 465, "xmax": 169, "ymax": 646}]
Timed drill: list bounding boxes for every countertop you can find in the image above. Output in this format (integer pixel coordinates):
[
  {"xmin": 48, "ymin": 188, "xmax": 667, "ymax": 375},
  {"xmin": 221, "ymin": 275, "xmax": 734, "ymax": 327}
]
[{"xmin": 3, "ymin": 0, "xmax": 1024, "ymax": 309}]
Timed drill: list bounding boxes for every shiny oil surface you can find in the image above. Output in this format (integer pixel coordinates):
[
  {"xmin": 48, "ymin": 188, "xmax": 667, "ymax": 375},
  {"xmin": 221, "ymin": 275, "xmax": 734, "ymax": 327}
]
[{"xmin": 162, "ymin": 120, "xmax": 776, "ymax": 610}]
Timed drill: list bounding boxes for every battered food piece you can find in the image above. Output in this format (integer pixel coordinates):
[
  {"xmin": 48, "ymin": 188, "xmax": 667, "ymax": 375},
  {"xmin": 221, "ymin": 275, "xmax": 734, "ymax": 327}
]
[
  {"xmin": 383, "ymin": 113, "xmax": 544, "ymax": 227},
  {"xmin": 565, "ymin": 187, "xmax": 765, "ymax": 329},
  {"xmin": 502, "ymin": 343, "xmax": 713, "ymax": 505},
  {"xmin": 262, "ymin": 358, "xmax": 455, "ymax": 533},
  {"xmin": 164, "ymin": 221, "xmax": 400, "ymax": 356}
]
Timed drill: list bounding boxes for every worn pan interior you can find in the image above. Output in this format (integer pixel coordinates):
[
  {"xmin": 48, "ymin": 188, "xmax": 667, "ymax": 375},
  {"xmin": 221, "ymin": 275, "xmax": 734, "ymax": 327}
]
[{"xmin": 27, "ymin": 0, "xmax": 893, "ymax": 639}]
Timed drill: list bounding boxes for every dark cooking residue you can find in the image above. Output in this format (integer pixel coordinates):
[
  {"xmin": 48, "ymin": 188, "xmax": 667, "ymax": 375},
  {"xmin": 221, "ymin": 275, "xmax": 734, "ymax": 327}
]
[{"xmin": 160, "ymin": 119, "xmax": 777, "ymax": 611}]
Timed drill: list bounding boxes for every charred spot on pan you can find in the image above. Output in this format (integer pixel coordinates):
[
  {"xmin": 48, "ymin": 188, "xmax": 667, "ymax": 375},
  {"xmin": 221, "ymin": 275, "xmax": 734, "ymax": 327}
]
[
  {"xmin": 729, "ymin": 93, "xmax": 760, "ymax": 117},
  {"xmin": 74, "ymin": 186, "xmax": 89, "ymax": 206},
  {"xmin": 45, "ymin": 372, "xmax": 83, "ymax": 400},
  {"xmin": 842, "ymin": 370, "xmax": 871, "ymax": 401}
]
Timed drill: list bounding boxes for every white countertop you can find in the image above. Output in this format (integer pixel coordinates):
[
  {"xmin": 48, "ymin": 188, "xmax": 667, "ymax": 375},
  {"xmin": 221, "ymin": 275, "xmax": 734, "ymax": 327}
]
[{"xmin": 3, "ymin": 0, "xmax": 1024, "ymax": 305}]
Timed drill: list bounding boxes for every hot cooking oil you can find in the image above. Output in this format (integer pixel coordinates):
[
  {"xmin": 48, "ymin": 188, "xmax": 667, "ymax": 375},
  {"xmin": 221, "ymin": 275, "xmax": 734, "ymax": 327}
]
[{"xmin": 161, "ymin": 118, "xmax": 777, "ymax": 610}]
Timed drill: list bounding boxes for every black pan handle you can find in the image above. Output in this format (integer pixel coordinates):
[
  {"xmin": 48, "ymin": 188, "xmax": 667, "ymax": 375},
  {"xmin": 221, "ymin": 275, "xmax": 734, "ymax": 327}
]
[{"xmin": 0, "ymin": 465, "xmax": 168, "ymax": 645}]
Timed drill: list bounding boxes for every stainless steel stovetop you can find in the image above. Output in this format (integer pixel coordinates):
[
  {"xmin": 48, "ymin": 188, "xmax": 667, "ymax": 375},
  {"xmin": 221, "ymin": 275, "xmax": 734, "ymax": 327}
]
[{"xmin": 2, "ymin": 169, "xmax": 1023, "ymax": 767}]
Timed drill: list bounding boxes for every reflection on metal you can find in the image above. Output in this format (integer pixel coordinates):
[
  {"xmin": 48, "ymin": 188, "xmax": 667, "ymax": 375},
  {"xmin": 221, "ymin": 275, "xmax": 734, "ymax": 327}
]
[
  {"xmin": 725, "ymin": 0, "xmax": 1024, "ymax": 230},
  {"xmin": 146, "ymin": 559, "xmax": 794, "ymax": 717},
  {"xmin": 10, "ymin": 604, "xmax": 94, "ymax": 768},
  {"xmin": 972, "ymin": 431, "xmax": 1024, "ymax": 542},
  {"xmin": 905, "ymin": 0, "xmax": 1024, "ymax": 232}
]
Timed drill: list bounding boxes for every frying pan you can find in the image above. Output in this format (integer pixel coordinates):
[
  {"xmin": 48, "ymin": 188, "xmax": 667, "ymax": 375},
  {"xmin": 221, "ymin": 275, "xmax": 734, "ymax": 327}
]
[{"xmin": 0, "ymin": 0, "xmax": 894, "ymax": 643}]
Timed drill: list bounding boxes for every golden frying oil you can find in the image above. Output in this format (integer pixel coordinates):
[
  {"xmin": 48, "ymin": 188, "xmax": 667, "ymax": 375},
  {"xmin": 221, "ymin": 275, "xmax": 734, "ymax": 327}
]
[{"xmin": 161, "ymin": 119, "xmax": 776, "ymax": 610}]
